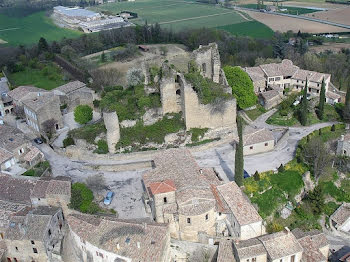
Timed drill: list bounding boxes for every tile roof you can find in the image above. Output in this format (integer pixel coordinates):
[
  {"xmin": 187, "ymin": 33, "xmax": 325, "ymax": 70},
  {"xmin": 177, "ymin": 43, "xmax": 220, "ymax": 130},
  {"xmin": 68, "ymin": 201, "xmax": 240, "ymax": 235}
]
[
  {"xmin": 217, "ymin": 182, "xmax": 262, "ymax": 226},
  {"xmin": 143, "ymin": 149, "xmax": 216, "ymax": 216},
  {"xmin": 331, "ymin": 203, "xmax": 350, "ymax": 227},
  {"xmin": 67, "ymin": 214, "xmax": 169, "ymax": 262},
  {"xmin": 260, "ymin": 89, "xmax": 281, "ymax": 101},
  {"xmin": 0, "ymin": 148, "xmax": 13, "ymax": 164},
  {"xmin": 234, "ymin": 238, "xmax": 267, "ymax": 259},
  {"xmin": 243, "ymin": 126, "xmax": 275, "ymax": 146},
  {"xmin": 0, "ymin": 124, "xmax": 29, "ymax": 152},
  {"xmin": 244, "ymin": 66, "xmax": 266, "ymax": 82},
  {"xmin": 23, "ymin": 145, "xmax": 43, "ymax": 162},
  {"xmin": 292, "ymin": 69, "xmax": 331, "ymax": 84},
  {"xmin": 259, "ymin": 59, "xmax": 299, "ymax": 77},
  {"xmin": 217, "ymin": 240, "xmax": 236, "ymax": 262},
  {"xmin": 326, "ymin": 91, "xmax": 341, "ymax": 100},
  {"xmin": 148, "ymin": 179, "xmax": 176, "ymax": 195},
  {"xmin": 0, "ymin": 173, "xmax": 36, "ymax": 204},
  {"xmin": 258, "ymin": 230, "xmax": 303, "ymax": 260},
  {"xmin": 7, "ymin": 86, "xmax": 45, "ymax": 102},
  {"xmin": 0, "ymin": 200, "xmax": 28, "ymax": 229},
  {"xmin": 292, "ymin": 229, "xmax": 328, "ymax": 262},
  {"xmin": 55, "ymin": 81, "xmax": 86, "ymax": 94},
  {"xmin": 31, "ymin": 177, "xmax": 71, "ymax": 198},
  {"xmin": 22, "ymin": 92, "xmax": 58, "ymax": 111}
]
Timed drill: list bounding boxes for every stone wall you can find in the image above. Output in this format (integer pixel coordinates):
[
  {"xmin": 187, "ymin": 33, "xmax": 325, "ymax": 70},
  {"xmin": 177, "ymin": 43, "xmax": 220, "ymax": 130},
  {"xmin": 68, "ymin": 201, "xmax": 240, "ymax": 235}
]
[
  {"xmin": 103, "ymin": 111, "xmax": 120, "ymax": 154},
  {"xmin": 160, "ymin": 63, "xmax": 181, "ymax": 115},
  {"xmin": 178, "ymin": 74, "xmax": 237, "ymax": 131}
]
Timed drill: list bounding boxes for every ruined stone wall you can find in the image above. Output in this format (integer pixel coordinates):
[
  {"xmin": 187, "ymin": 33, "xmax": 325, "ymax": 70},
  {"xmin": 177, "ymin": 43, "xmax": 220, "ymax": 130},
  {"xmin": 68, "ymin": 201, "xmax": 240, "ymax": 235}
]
[
  {"xmin": 178, "ymin": 75, "xmax": 237, "ymax": 131},
  {"xmin": 103, "ymin": 111, "xmax": 120, "ymax": 154},
  {"xmin": 192, "ymin": 43, "xmax": 224, "ymax": 85},
  {"xmin": 160, "ymin": 64, "xmax": 181, "ymax": 114}
]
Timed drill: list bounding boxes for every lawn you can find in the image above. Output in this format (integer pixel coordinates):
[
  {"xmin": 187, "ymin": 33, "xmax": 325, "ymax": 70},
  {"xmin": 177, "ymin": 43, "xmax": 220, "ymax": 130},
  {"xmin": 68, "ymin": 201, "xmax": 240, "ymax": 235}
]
[
  {"xmin": 217, "ymin": 21, "xmax": 274, "ymax": 39},
  {"xmin": 8, "ymin": 63, "xmax": 67, "ymax": 90},
  {"xmin": 91, "ymin": 0, "xmax": 247, "ymax": 32},
  {"xmin": 244, "ymin": 105, "xmax": 267, "ymax": 121},
  {"xmin": 0, "ymin": 11, "xmax": 82, "ymax": 46}
]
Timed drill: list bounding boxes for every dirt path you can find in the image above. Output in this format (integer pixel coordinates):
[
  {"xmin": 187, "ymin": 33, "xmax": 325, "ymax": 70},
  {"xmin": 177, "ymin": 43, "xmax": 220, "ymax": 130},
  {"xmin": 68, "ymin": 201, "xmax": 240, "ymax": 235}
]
[{"xmin": 0, "ymin": 27, "xmax": 20, "ymax": 32}]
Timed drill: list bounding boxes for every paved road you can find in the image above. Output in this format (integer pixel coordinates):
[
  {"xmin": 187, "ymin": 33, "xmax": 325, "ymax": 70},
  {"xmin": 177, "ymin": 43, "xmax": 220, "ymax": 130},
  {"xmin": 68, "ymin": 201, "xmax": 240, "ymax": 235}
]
[{"xmin": 193, "ymin": 110, "xmax": 335, "ymax": 178}]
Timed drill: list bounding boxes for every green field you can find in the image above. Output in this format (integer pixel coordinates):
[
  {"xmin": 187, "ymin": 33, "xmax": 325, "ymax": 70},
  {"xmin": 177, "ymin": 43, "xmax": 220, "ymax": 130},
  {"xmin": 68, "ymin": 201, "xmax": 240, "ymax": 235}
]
[
  {"xmin": 0, "ymin": 11, "xmax": 82, "ymax": 46},
  {"xmin": 239, "ymin": 4, "xmax": 319, "ymax": 14},
  {"xmin": 91, "ymin": 0, "xmax": 249, "ymax": 31},
  {"xmin": 217, "ymin": 21, "xmax": 274, "ymax": 38}
]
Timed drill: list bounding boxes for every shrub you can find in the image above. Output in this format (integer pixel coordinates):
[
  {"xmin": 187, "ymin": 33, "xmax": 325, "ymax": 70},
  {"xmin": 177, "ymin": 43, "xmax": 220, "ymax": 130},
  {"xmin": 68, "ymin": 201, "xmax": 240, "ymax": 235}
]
[
  {"xmin": 74, "ymin": 105, "xmax": 93, "ymax": 125},
  {"xmin": 331, "ymin": 124, "xmax": 336, "ymax": 132},
  {"xmin": 253, "ymin": 171, "xmax": 260, "ymax": 181},
  {"xmin": 126, "ymin": 68, "xmax": 144, "ymax": 87},
  {"xmin": 69, "ymin": 122, "xmax": 106, "ymax": 144},
  {"xmin": 278, "ymin": 164, "xmax": 285, "ymax": 173},
  {"xmin": 223, "ymin": 66, "xmax": 257, "ymax": 109},
  {"xmin": 69, "ymin": 183, "xmax": 99, "ymax": 214},
  {"xmin": 94, "ymin": 140, "xmax": 109, "ymax": 154},
  {"xmin": 63, "ymin": 137, "xmax": 75, "ymax": 148},
  {"xmin": 190, "ymin": 128, "xmax": 208, "ymax": 142}
]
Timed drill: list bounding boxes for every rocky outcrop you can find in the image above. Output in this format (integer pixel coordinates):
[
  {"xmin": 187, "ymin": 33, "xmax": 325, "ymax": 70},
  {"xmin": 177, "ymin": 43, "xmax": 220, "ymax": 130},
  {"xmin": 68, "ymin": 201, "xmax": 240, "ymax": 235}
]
[{"xmin": 103, "ymin": 111, "xmax": 120, "ymax": 154}]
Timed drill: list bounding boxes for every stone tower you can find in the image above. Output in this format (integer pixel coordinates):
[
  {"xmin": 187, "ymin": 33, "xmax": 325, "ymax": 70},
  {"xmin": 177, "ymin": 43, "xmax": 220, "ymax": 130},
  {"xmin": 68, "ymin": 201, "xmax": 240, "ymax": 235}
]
[
  {"xmin": 103, "ymin": 111, "xmax": 120, "ymax": 154},
  {"xmin": 160, "ymin": 63, "xmax": 181, "ymax": 115}
]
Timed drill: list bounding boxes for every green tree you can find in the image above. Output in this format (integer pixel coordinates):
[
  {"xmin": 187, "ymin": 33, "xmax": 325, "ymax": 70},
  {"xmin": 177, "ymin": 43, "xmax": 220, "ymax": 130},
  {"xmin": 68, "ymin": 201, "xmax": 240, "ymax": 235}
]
[
  {"xmin": 223, "ymin": 66, "xmax": 257, "ymax": 109},
  {"xmin": 101, "ymin": 51, "xmax": 106, "ymax": 63},
  {"xmin": 307, "ymin": 186, "xmax": 325, "ymax": 215},
  {"xmin": 74, "ymin": 105, "xmax": 93, "ymax": 125},
  {"xmin": 343, "ymin": 83, "xmax": 350, "ymax": 122},
  {"xmin": 300, "ymin": 80, "xmax": 308, "ymax": 126},
  {"xmin": 317, "ymin": 78, "xmax": 326, "ymax": 120},
  {"xmin": 235, "ymin": 115, "xmax": 244, "ymax": 186},
  {"xmin": 38, "ymin": 37, "xmax": 49, "ymax": 53},
  {"xmin": 253, "ymin": 171, "xmax": 260, "ymax": 181}
]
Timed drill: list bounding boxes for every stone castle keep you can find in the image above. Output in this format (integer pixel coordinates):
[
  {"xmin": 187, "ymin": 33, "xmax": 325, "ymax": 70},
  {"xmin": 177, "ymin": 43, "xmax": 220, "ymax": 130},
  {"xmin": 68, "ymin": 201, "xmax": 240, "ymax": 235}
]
[{"xmin": 104, "ymin": 43, "xmax": 237, "ymax": 153}]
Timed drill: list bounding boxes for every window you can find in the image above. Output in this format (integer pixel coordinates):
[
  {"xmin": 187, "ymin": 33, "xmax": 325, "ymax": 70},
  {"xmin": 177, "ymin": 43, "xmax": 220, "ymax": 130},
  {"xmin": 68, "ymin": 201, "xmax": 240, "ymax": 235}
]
[
  {"xmin": 250, "ymin": 146, "xmax": 253, "ymax": 150},
  {"xmin": 33, "ymin": 248, "xmax": 38, "ymax": 253},
  {"xmin": 202, "ymin": 63, "xmax": 207, "ymax": 73},
  {"xmin": 275, "ymin": 77, "xmax": 281, "ymax": 81},
  {"xmin": 163, "ymin": 197, "xmax": 167, "ymax": 203},
  {"xmin": 187, "ymin": 218, "xmax": 191, "ymax": 224},
  {"xmin": 265, "ymin": 142, "xmax": 268, "ymax": 146},
  {"xmin": 309, "ymin": 88, "xmax": 311, "ymax": 92},
  {"xmin": 317, "ymin": 90, "xmax": 319, "ymax": 93},
  {"xmin": 0, "ymin": 232, "xmax": 3, "ymax": 239},
  {"xmin": 48, "ymin": 229, "xmax": 51, "ymax": 236},
  {"xmin": 252, "ymin": 258, "xmax": 256, "ymax": 262},
  {"xmin": 205, "ymin": 214, "xmax": 208, "ymax": 220},
  {"xmin": 15, "ymin": 247, "xmax": 18, "ymax": 251},
  {"xmin": 291, "ymin": 255, "xmax": 295, "ymax": 262},
  {"xmin": 31, "ymin": 240, "xmax": 35, "ymax": 245}
]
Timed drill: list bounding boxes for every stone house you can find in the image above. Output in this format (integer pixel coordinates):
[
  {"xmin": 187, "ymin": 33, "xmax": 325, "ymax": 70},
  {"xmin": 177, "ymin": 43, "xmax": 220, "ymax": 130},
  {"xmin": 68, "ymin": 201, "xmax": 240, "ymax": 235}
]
[
  {"xmin": 330, "ymin": 203, "xmax": 350, "ymax": 234},
  {"xmin": 217, "ymin": 182, "xmax": 265, "ymax": 240},
  {"xmin": 0, "ymin": 148, "xmax": 16, "ymax": 172},
  {"xmin": 143, "ymin": 149, "xmax": 265, "ymax": 243},
  {"xmin": 0, "ymin": 76, "xmax": 12, "ymax": 118},
  {"xmin": 259, "ymin": 89, "xmax": 283, "ymax": 110},
  {"xmin": 336, "ymin": 134, "xmax": 350, "ymax": 157},
  {"xmin": 53, "ymin": 80, "xmax": 94, "ymax": 112},
  {"xmin": 243, "ymin": 126, "xmax": 275, "ymax": 156},
  {"xmin": 217, "ymin": 228, "xmax": 329, "ymax": 262},
  {"xmin": 22, "ymin": 92, "xmax": 63, "ymax": 133},
  {"xmin": 244, "ymin": 59, "xmax": 339, "ymax": 104},
  {"xmin": 7, "ymin": 86, "xmax": 46, "ymax": 107},
  {"xmin": 4, "ymin": 206, "xmax": 65, "ymax": 262},
  {"xmin": 67, "ymin": 213, "xmax": 171, "ymax": 262}
]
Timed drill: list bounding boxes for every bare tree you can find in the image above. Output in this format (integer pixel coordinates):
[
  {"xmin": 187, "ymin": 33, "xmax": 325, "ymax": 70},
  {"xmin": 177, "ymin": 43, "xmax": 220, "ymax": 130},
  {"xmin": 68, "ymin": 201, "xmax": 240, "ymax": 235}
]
[
  {"xmin": 42, "ymin": 118, "xmax": 58, "ymax": 137},
  {"xmin": 90, "ymin": 68, "xmax": 122, "ymax": 90},
  {"xmin": 86, "ymin": 174, "xmax": 107, "ymax": 192},
  {"xmin": 302, "ymin": 136, "xmax": 332, "ymax": 182},
  {"xmin": 14, "ymin": 105, "xmax": 25, "ymax": 119}
]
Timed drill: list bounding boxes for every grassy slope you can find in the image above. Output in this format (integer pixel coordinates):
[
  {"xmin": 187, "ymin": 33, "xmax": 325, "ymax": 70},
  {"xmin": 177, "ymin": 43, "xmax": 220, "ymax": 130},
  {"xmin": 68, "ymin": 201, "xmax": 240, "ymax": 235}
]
[{"xmin": 0, "ymin": 11, "xmax": 81, "ymax": 46}]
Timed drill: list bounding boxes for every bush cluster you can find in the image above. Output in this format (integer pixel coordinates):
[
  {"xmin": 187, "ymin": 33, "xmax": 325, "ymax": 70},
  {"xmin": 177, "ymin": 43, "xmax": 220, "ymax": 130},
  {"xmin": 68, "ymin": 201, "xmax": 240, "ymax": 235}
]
[{"xmin": 69, "ymin": 183, "xmax": 100, "ymax": 214}]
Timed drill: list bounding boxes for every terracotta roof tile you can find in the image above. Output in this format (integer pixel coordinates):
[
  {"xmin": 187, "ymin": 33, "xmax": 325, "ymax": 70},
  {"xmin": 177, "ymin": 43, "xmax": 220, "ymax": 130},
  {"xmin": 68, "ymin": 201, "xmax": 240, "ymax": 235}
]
[{"xmin": 148, "ymin": 179, "xmax": 176, "ymax": 195}]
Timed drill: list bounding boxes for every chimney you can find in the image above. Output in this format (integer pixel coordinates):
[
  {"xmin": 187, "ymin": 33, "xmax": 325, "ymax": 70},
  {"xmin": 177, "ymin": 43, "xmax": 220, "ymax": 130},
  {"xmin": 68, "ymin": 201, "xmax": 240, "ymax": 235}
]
[
  {"xmin": 137, "ymin": 242, "xmax": 141, "ymax": 249},
  {"xmin": 199, "ymin": 169, "xmax": 203, "ymax": 174}
]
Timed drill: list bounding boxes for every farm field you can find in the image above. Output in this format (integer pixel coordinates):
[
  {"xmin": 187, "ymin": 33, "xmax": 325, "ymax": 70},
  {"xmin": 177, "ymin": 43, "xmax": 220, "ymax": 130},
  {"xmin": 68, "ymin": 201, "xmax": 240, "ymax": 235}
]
[
  {"xmin": 304, "ymin": 6, "xmax": 350, "ymax": 26},
  {"xmin": 217, "ymin": 21, "xmax": 274, "ymax": 38},
  {"xmin": 242, "ymin": 9, "xmax": 350, "ymax": 32},
  {"xmin": 239, "ymin": 3, "xmax": 319, "ymax": 14},
  {"xmin": 91, "ymin": 0, "xmax": 270, "ymax": 36},
  {"xmin": 0, "ymin": 11, "xmax": 81, "ymax": 46}
]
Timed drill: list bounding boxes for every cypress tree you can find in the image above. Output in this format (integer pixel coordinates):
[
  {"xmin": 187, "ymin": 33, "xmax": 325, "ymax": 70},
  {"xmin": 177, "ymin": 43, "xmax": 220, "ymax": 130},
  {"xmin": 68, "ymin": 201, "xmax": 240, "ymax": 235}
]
[
  {"xmin": 318, "ymin": 78, "xmax": 326, "ymax": 120},
  {"xmin": 235, "ymin": 115, "xmax": 244, "ymax": 187},
  {"xmin": 344, "ymin": 83, "xmax": 350, "ymax": 122},
  {"xmin": 38, "ymin": 37, "xmax": 49, "ymax": 53},
  {"xmin": 300, "ymin": 79, "xmax": 308, "ymax": 126}
]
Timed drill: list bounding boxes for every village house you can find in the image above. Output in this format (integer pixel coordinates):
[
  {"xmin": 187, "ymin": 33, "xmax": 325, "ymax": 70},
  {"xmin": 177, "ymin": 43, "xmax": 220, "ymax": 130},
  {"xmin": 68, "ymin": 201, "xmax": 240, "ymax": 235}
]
[
  {"xmin": 53, "ymin": 80, "xmax": 94, "ymax": 112},
  {"xmin": 244, "ymin": 59, "xmax": 340, "ymax": 104},
  {"xmin": 22, "ymin": 92, "xmax": 63, "ymax": 133},
  {"xmin": 7, "ymin": 86, "xmax": 46, "ymax": 107},
  {"xmin": 217, "ymin": 228, "xmax": 329, "ymax": 262},
  {"xmin": 217, "ymin": 182, "xmax": 265, "ymax": 240},
  {"xmin": 67, "ymin": 213, "xmax": 171, "ymax": 262},
  {"xmin": 0, "ymin": 76, "xmax": 12, "ymax": 118},
  {"xmin": 142, "ymin": 149, "xmax": 265, "ymax": 243},
  {"xmin": 330, "ymin": 203, "xmax": 350, "ymax": 234},
  {"xmin": 243, "ymin": 126, "xmax": 275, "ymax": 156},
  {"xmin": 336, "ymin": 133, "xmax": 350, "ymax": 157},
  {"xmin": 4, "ymin": 206, "xmax": 65, "ymax": 262}
]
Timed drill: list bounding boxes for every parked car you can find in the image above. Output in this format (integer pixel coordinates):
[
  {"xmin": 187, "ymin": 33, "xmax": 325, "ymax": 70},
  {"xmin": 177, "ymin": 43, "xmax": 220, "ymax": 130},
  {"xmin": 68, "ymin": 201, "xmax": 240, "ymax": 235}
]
[
  {"xmin": 244, "ymin": 170, "xmax": 250, "ymax": 179},
  {"xmin": 104, "ymin": 191, "xmax": 114, "ymax": 205},
  {"xmin": 34, "ymin": 137, "xmax": 43, "ymax": 144}
]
